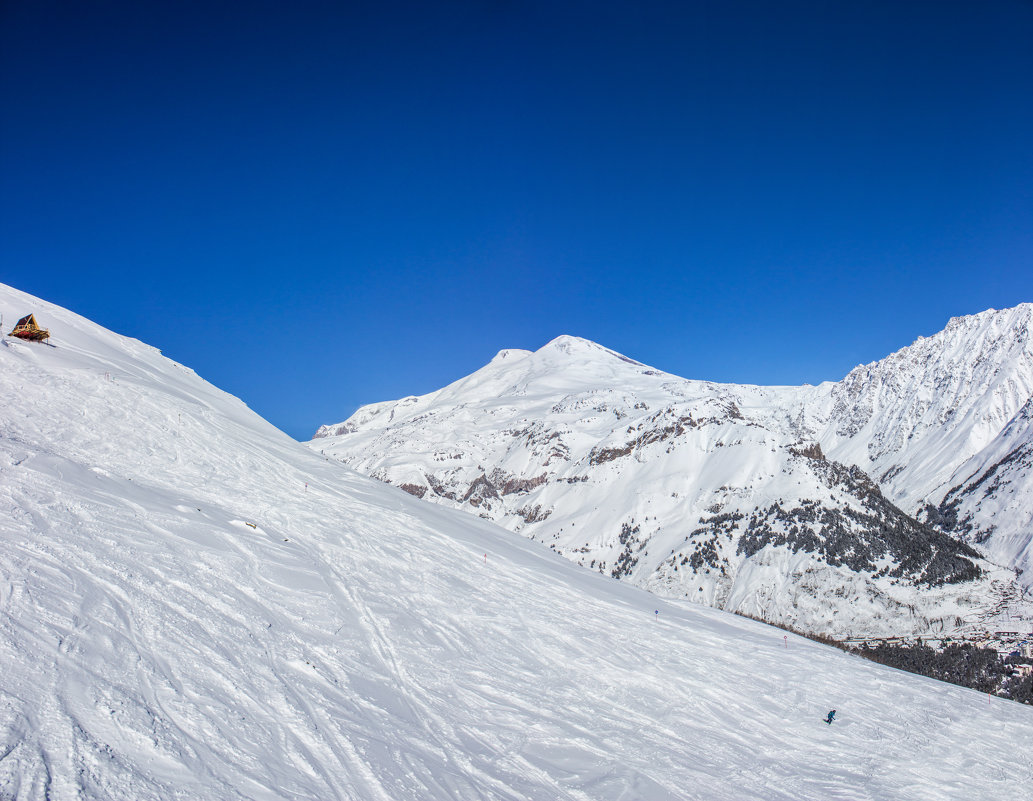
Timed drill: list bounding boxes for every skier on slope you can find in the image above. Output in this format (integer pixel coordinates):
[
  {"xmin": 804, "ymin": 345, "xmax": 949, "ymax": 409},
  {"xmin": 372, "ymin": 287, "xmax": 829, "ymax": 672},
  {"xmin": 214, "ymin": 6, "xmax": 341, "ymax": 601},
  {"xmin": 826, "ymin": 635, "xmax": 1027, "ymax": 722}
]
[{"xmin": 825, "ymin": 709, "xmax": 836, "ymax": 725}]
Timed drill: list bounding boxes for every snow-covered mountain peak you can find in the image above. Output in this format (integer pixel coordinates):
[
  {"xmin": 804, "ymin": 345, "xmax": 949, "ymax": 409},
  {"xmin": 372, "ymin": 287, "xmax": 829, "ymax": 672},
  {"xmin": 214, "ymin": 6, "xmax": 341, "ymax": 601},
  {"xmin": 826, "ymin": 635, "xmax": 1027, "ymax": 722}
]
[
  {"xmin": 942, "ymin": 302, "xmax": 1033, "ymax": 334},
  {"xmin": 487, "ymin": 347, "xmax": 532, "ymax": 365},
  {"xmin": 840, "ymin": 303, "xmax": 1032, "ymax": 391},
  {"xmin": 315, "ymin": 303, "xmax": 1033, "ymax": 629},
  {"xmin": 541, "ymin": 333, "xmax": 601, "ymax": 352},
  {"xmin": 819, "ymin": 304, "xmax": 1033, "ymax": 508},
  {"xmin": 539, "ymin": 333, "xmax": 639, "ymax": 362},
  {"xmin": 312, "ymin": 335, "xmax": 674, "ymax": 443}
]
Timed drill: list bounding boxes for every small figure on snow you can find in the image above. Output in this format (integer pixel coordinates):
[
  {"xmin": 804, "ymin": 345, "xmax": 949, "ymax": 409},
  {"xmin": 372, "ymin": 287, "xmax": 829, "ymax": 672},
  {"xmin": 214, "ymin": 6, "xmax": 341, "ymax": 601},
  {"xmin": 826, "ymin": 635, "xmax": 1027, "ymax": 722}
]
[{"xmin": 824, "ymin": 709, "xmax": 836, "ymax": 725}]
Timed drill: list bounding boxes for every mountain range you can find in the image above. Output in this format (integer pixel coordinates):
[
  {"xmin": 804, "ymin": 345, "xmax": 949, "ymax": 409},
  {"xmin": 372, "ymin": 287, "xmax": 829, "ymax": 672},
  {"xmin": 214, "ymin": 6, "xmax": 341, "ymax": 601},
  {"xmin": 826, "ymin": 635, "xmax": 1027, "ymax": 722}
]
[
  {"xmin": 2, "ymin": 282, "xmax": 1031, "ymax": 798},
  {"xmin": 312, "ymin": 305, "xmax": 1033, "ymax": 638}
]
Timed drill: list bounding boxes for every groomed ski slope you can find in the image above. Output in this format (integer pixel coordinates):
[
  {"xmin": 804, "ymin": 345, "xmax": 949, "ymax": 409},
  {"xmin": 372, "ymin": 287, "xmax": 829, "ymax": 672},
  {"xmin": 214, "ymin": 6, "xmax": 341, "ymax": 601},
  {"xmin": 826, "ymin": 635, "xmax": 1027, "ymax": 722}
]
[{"xmin": 0, "ymin": 283, "xmax": 1030, "ymax": 800}]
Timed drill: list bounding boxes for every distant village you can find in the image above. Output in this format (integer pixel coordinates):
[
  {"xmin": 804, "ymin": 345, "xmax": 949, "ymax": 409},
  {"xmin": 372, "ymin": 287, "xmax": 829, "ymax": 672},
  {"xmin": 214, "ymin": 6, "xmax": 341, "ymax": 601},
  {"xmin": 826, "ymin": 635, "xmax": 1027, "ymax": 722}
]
[{"xmin": 842, "ymin": 629, "xmax": 1033, "ymax": 678}]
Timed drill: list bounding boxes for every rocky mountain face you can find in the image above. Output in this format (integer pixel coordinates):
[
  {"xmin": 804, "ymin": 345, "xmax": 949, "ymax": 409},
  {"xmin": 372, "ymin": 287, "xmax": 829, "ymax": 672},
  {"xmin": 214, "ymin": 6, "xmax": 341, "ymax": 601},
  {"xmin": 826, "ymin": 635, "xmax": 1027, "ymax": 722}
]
[
  {"xmin": 810, "ymin": 305, "xmax": 1033, "ymax": 582},
  {"xmin": 925, "ymin": 397, "xmax": 1033, "ymax": 581},
  {"xmin": 310, "ymin": 307, "xmax": 1033, "ymax": 637}
]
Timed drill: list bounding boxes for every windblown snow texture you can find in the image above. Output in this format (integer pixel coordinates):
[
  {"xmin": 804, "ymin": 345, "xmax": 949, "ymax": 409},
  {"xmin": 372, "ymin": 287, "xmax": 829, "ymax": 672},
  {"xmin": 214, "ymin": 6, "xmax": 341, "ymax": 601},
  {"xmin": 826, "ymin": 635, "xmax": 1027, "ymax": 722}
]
[
  {"xmin": 314, "ymin": 310, "xmax": 1033, "ymax": 636},
  {"xmin": 2, "ymin": 288, "xmax": 1032, "ymax": 798}
]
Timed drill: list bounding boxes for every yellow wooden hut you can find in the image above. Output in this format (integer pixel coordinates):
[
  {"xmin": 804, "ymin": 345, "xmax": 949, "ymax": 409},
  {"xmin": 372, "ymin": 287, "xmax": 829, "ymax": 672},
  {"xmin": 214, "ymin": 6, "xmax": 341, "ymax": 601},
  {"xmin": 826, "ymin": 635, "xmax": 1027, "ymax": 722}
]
[{"xmin": 9, "ymin": 314, "xmax": 50, "ymax": 342}]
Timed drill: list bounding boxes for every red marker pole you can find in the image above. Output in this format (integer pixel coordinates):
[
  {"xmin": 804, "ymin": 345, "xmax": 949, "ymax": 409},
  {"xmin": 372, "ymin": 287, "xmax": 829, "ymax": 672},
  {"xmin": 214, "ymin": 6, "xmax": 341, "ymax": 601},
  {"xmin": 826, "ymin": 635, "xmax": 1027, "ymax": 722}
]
[{"xmin": 784, "ymin": 635, "xmax": 788, "ymax": 649}]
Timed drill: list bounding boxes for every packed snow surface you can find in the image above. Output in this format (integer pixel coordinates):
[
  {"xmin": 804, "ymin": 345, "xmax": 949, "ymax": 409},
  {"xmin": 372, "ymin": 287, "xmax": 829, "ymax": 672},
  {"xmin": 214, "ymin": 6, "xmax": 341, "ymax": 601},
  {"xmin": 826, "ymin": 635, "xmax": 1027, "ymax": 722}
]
[{"xmin": 1, "ymin": 283, "xmax": 1031, "ymax": 800}]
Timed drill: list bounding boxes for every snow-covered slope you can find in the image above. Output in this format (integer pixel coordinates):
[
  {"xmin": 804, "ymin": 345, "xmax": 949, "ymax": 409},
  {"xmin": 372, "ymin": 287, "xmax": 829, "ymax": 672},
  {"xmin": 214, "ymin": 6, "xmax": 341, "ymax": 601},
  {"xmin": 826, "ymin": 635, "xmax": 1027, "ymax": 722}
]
[
  {"xmin": 929, "ymin": 397, "xmax": 1033, "ymax": 581},
  {"xmin": 4, "ymin": 290, "xmax": 1033, "ymax": 799},
  {"xmin": 313, "ymin": 311, "xmax": 1033, "ymax": 634},
  {"xmin": 814, "ymin": 305, "xmax": 1033, "ymax": 512}
]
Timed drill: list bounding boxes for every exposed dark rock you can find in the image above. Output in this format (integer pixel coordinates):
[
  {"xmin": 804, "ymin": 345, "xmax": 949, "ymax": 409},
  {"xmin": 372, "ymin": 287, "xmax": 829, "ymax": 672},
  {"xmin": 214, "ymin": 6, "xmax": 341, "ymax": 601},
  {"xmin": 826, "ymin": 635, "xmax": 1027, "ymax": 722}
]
[
  {"xmin": 735, "ymin": 460, "xmax": 982, "ymax": 586},
  {"xmin": 789, "ymin": 442, "xmax": 825, "ymax": 461},
  {"xmin": 517, "ymin": 504, "xmax": 552, "ymax": 523}
]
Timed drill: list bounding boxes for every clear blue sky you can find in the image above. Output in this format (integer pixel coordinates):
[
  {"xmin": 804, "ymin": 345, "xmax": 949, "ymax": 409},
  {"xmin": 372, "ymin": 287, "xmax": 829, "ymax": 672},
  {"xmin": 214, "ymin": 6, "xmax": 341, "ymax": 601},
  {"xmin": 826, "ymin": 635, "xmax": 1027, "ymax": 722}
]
[{"xmin": 2, "ymin": 1, "xmax": 1031, "ymax": 440}]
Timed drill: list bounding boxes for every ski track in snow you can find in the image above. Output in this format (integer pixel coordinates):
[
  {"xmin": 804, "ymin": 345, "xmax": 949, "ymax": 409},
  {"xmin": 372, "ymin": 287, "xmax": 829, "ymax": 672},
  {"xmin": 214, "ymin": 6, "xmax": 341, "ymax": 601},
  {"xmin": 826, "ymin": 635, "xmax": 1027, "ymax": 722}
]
[{"xmin": 1, "ymin": 283, "xmax": 1032, "ymax": 799}]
